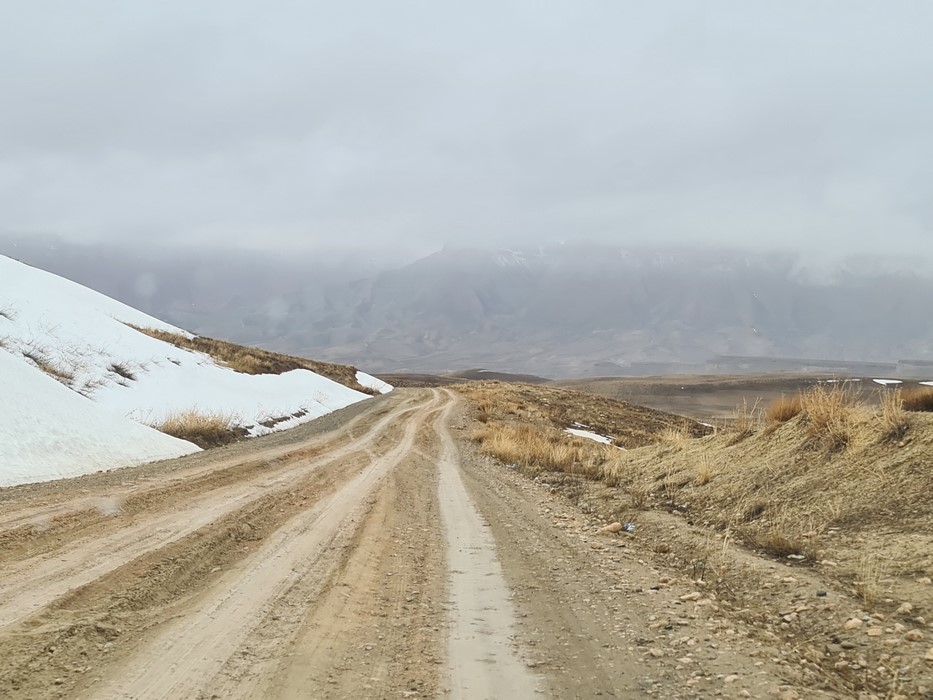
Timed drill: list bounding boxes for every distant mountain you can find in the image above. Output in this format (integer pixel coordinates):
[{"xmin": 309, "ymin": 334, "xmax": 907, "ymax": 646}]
[
  {"xmin": 4, "ymin": 237, "xmax": 932, "ymax": 377},
  {"xmin": 217, "ymin": 245, "xmax": 933, "ymax": 377}
]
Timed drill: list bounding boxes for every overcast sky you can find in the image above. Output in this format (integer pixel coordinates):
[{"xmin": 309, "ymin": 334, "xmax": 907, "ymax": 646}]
[{"xmin": 1, "ymin": 1, "xmax": 931, "ymax": 259}]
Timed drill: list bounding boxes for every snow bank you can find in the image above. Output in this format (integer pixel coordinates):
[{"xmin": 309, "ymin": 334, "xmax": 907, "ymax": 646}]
[
  {"xmin": 0, "ymin": 349, "xmax": 199, "ymax": 487},
  {"xmin": 0, "ymin": 254, "xmax": 382, "ymax": 484},
  {"xmin": 356, "ymin": 371, "xmax": 393, "ymax": 395}
]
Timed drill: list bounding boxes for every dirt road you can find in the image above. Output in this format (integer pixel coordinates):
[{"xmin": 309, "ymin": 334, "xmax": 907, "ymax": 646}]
[{"xmin": 1, "ymin": 389, "xmax": 816, "ymax": 699}]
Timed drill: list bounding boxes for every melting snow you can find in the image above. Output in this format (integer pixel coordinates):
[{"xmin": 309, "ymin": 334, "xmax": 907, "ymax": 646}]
[
  {"xmin": 872, "ymin": 379, "xmax": 903, "ymax": 386},
  {"xmin": 0, "ymin": 254, "xmax": 388, "ymax": 486},
  {"xmin": 565, "ymin": 428, "xmax": 614, "ymax": 445},
  {"xmin": 356, "ymin": 371, "xmax": 393, "ymax": 394}
]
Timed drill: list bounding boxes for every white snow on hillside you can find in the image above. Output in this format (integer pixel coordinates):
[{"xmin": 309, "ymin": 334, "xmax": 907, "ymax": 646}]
[
  {"xmin": 0, "ymin": 254, "xmax": 388, "ymax": 485},
  {"xmin": 356, "ymin": 371, "xmax": 393, "ymax": 395},
  {"xmin": 0, "ymin": 349, "xmax": 199, "ymax": 487}
]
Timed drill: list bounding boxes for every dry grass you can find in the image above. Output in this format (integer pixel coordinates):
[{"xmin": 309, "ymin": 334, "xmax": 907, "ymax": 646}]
[
  {"xmin": 149, "ymin": 410, "xmax": 245, "ymax": 449},
  {"xmin": 854, "ymin": 554, "xmax": 886, "ymax": 609},
  {"xmin": 732, "ymin": 397, "xmax": 761, "ymax": 436},
  {"xmin": 459, "ymin": 379, "xmax": 933, "ymax": 605},
  {"xmin": 800, "ymin": 384, "xmax": 862, "ymax": 450},
  {"xmin": 878, "ymin": 389, "xmax": 908, "ymax": 440},
  {"xmin": 21, "ymin": 345, "xmax": 75, "ymax": 387},
  {"xmin": 457, "ymin": 381, "xmax": 710, "ymax": 449},
  {"xmin": 129, "ymin": 326, "xmax": 375, "ymax": 394},
  {"xmin": 471, "ymin": 422, "xmax": 613, "ymax": 478},
  {"xmin": 765, "ymin": 393, "xmax": 803, "ymax": 424},
  {"xmin": 695, "ymin": 453, "xmax": 713, "ymax": 485},
  {"xmin": 902, "ymin": 386, "xmax": 933, "ymax": 412}
]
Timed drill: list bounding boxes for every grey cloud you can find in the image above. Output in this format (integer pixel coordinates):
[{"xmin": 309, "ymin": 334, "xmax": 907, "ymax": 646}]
[{"xmin": 1, "ymin": 1, "xmax": 932, "ymax": 258}]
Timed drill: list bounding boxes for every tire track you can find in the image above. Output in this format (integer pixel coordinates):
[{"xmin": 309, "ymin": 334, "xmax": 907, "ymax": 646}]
[
  {"xmin": 0, "ymin": 394, "xmax": 422, "ymax": 630},
  {"xmin": 434, "ymin": 392, "xmax": 542, "ymax": 699},
  {"xmin": 81, "ymin": 391, "xmax": 446, "ymax": 700}
]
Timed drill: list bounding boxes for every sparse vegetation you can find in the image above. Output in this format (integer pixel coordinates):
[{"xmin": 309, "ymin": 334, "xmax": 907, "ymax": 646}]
[
  {"xmin": 731, "ymin": 397, "xmax": 760, "ymax": 437},
  {"xmin": 149, "ymin": 410, "xmax": 245, "ymax": 449},
  {"xmin": 902, "ymin": 385, "xmax": 933, "ymax": 412},
  {"xmin": 878, "ymin": 388, "xmax": 908, "ymax": 439},
  {"xmin": 129, "ymin": 325, "xmax": 376, "ymax": 394},
  {"xmin": 108, "ymin": 362, "xmax": 137, "ymax": 382},
  {"xmin": 765, "ymin": 393, "xmax": 803, "ymax": 424},
  {"xmin": 20, "ymin": 344, "xmax": 76, "ymax": 387},
  {"xmin": 471, "ymin": 422, "xmax": 613, "ymax": 478},
  {"xmin": 800, "ymin": 384, "xmax": 861, "ymax": 449},
  {"xmin": 459, "ymin": 379, "xmax": 933, "ymax": 617}
]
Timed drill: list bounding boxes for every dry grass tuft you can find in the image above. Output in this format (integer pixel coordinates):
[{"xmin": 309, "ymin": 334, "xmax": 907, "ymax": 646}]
[
  {"xmin": 854, "ymin": 554, "xmax": 886, "ymax": 609},
  {"xmin": 902, "ymin": 386, "xmax": 933, "ymax": 413},
  {"xmin": 108, "ymin": 362, "xmax": 137, "ymax": 382},
  {"xmin": 800, "ymin": 384, "xmax": 860, "ymax": 450},
  {"xmin": 765, "ymin": 394, "xmax": 803, "ymax": 425},
  {"xmin": 150, "ymin": 410, "xmax": 245, "ymax": 449},
  {"xmin": 21, "ymin": 345, "xmax": 75, "ymax": 387},
  {"xmin": 878, "ymin": 389, "xmax": 908, "ymax": 440},
  {"xmin": 695, "ymin": 454, "xmax": 713, "ymax": 485},
  {"xmin": 129, "ymin": 326, "xmax": 375, "ymax": 394}
]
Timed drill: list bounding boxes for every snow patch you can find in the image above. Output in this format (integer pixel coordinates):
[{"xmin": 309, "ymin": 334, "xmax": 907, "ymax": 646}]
[
  {"xmin": 872, "ymin": 379, "xmax": 903, "ymax": 386},
  {"xmin": 0, "ymin": 349, "xmax": 199, "ymax": 487},
  {"xmin": 565, "ymin": 428, "xmax": 614, "ymax": 445},
  {"xmin": 355, "ymin": 371, "xmax": 393, "ymax": 394},
  {"xmin": 0, "ymin": 254, "xmax": 380, "ymax": 486}
]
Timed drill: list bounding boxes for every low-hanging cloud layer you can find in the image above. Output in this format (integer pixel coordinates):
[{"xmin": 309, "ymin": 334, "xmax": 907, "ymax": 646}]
[{"xmin": 1, "ymin": 1, "xmax": 931, "ymax": 258}]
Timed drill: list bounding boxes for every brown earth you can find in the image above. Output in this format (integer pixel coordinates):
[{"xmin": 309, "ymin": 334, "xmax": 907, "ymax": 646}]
[
  {"xmin": 2, "ymin": 386, "xmax": 928, "ymax": 699},
  {"xmin": 554, "ymin": 374, "xmax": 870, "ymax": 423}
]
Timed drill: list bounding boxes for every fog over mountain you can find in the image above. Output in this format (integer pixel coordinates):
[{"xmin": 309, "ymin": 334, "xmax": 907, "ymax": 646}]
[{"xmin": 5, "ymin": 235, "xmax": 931, "ymax": 378}]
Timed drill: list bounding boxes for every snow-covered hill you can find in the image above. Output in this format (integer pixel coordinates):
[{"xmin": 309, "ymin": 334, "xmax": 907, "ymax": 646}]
[{"xmin": 0, "ymin": 254, "xmax": 389, "ymax": 486}]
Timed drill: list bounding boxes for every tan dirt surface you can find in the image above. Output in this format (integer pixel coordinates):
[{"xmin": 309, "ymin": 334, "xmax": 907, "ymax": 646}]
[{"xmin": 1, "ymin": 387, "xmax": 897, "ymax": 699}]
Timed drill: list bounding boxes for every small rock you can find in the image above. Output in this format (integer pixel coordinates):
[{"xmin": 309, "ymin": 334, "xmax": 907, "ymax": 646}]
[
  {"xmin": 918, "ymin": 577, "xmax": 932, "ymax": 585},
  {"xmin": 896, "ymin": 602, "xmax": 913, "ymax": 615},
  {"xmin": 816, "ymin": 590, "xmax": 827, "ymax": 597},
  {"xmin": 924, "ymin": 647, "xmax": 933, "ymax": 663},
  {"xmin": 599, "ymin": 522, "xmax": 624, "ymax": 534},
  {"xmin": 680, "ymin": 592, "xmax": 703, "ymax": 601},
  {"xmin": 905, "ymin": 630, "xmax": 923, "ymax": 642},
  {"xmin": 844, "ymin": 618, "xmax": 864, "ymax": 630},
  {"xmin": 867, "ymin": 628, "xmax": 883, "ymax": 637},
  {"xmin": 724, "ymin": 674, "xmax": 740, "ymax": 683}
]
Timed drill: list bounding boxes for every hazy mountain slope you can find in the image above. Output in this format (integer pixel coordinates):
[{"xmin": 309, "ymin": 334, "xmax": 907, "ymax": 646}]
[
  {"xmin": 4, "ymin": 240, "xmax": 931, "ymax": 377},
  {"xmin": 255, "ymin": 246, "xmax": 933, "ymax": 376}
]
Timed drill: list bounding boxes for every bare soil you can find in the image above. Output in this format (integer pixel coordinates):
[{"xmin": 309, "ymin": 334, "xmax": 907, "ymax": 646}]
[
  {"xmin": 2, "ymin": 386, "xmax": 927, "ymax": 698},
  {"xmin": 555, "ymin": 374, "xmax": 856, "ymax": 423}
]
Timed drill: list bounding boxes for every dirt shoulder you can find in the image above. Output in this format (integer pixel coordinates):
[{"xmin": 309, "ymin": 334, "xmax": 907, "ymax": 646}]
[{"xmin": 449, "ymin": 399, "xmax": 806, "ymax": 699}]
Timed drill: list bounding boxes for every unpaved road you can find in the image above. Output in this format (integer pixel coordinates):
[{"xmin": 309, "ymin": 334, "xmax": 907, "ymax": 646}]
[{"xmin": 1, "ymin": 389, "xmax": 811, "ymax": 699}]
